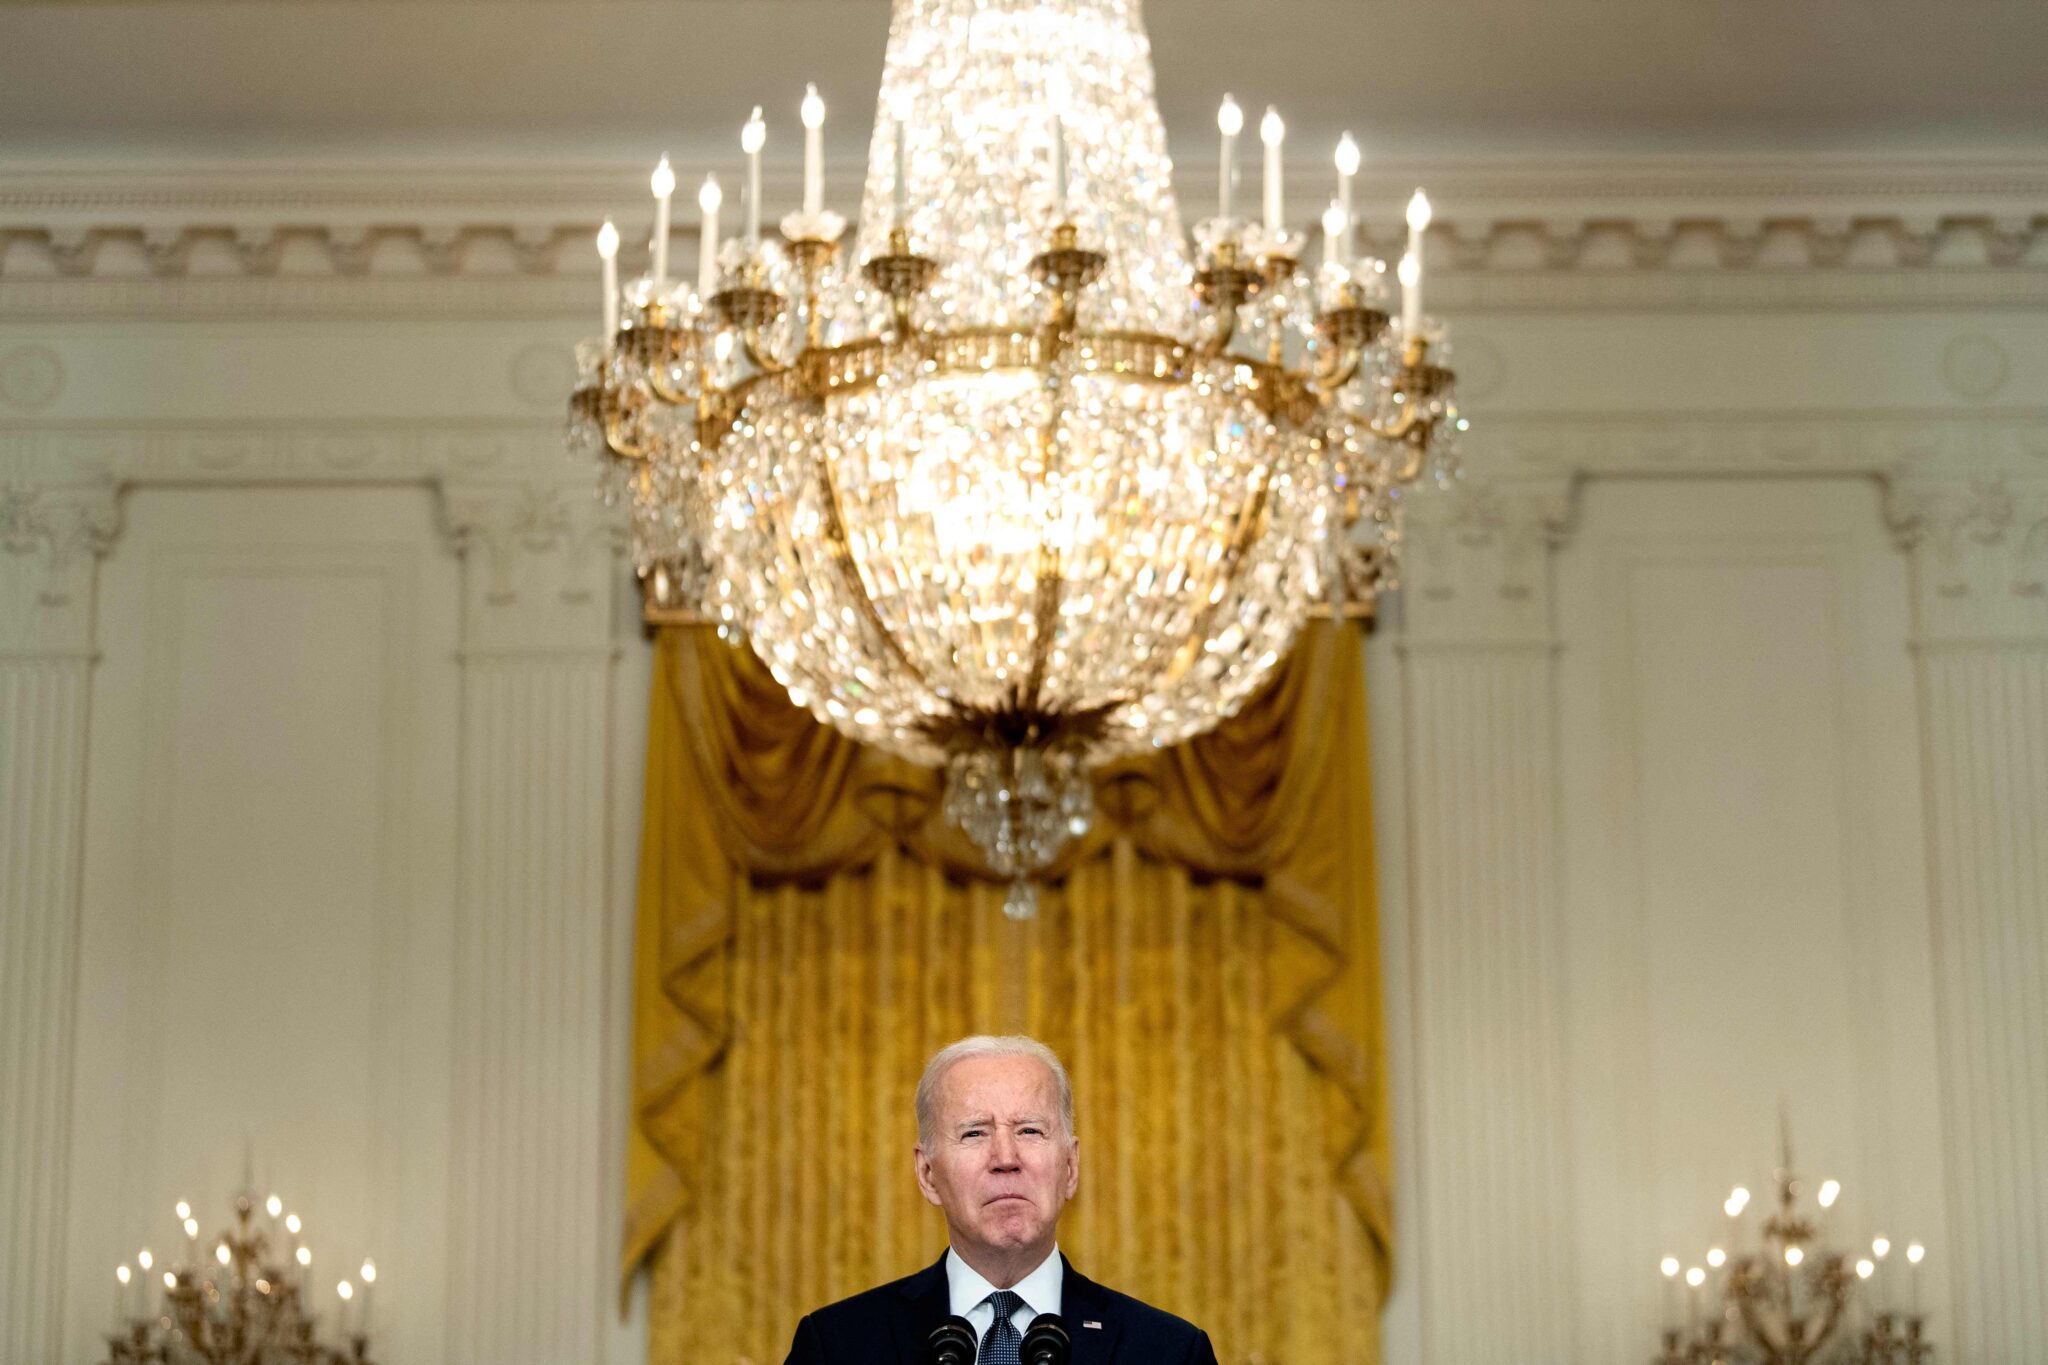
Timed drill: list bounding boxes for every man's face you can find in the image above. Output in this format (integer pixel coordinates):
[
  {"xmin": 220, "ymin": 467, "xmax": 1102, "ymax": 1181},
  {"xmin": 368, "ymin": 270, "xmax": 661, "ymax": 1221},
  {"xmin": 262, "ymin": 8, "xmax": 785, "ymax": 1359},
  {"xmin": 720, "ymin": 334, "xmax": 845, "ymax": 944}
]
[{"xmin": 914, "ymin": 1054, "xmax": 1079, "ymax": 1266}]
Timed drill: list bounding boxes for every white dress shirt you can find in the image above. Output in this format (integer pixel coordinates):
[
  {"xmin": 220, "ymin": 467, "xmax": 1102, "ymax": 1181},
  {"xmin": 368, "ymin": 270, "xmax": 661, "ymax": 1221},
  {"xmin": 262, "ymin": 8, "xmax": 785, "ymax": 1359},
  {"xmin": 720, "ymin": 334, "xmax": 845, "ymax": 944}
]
[{"xmin": 945, "ymin": 1244, "xmax": 1063, "ymax": 1352}]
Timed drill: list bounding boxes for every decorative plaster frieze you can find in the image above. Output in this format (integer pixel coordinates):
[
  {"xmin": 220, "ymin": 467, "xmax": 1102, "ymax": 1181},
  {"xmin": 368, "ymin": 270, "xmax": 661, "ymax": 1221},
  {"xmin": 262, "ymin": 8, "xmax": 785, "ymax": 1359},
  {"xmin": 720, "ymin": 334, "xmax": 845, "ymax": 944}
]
[
  {"xmin": 1474, "ymin": 410, "xmax": 2048, "ymax": 478},
  {"xmin": 438, "ymin": 480, "xmax": 624, "ymax": 653},
  {"xmin": 1885, "ymin": 475, "xmax": 2048, "ymax": 643},
  {"xmin": 0, "ymin": 422, "xmax": 569, "ymax": 484},
  {"xmin": 0, "ymin": 480, "xmax": 121, "ymax": 655}
]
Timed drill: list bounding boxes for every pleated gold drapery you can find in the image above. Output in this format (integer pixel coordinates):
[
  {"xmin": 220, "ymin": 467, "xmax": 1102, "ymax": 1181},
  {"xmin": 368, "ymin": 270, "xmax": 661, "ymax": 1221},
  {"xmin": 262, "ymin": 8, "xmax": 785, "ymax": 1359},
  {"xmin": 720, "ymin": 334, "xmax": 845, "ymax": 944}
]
[{"xmin": 627, "ymin": 622, "xmax": 1392, "ymax": 1365}]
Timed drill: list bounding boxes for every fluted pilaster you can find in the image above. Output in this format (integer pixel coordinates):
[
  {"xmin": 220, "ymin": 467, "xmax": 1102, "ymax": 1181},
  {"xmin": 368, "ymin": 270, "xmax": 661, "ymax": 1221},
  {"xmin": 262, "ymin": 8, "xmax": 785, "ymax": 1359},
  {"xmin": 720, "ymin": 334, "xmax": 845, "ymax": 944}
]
[
  {"xmin": 0, "ymin": 482, "xmax": 119, "ymax": 1365},
  {"xmin": 1392, "ymin": 477, "xmax": 1580, "ymax": 1363},
  {"xmin": 1889, "ymin": 475, "xmax": 2048, "ymax": 1363},
  {"xmin": 440, "ymin": 481, "xmax": 621, "ymax": 1365}
]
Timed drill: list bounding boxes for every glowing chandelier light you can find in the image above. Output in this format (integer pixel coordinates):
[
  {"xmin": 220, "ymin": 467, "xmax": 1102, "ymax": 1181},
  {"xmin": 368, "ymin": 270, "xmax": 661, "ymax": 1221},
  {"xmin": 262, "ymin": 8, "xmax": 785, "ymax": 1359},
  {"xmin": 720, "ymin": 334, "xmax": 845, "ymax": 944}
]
[{"xmin": 570, "ymin": 0, "xmax": 1463, "ymax": 916}]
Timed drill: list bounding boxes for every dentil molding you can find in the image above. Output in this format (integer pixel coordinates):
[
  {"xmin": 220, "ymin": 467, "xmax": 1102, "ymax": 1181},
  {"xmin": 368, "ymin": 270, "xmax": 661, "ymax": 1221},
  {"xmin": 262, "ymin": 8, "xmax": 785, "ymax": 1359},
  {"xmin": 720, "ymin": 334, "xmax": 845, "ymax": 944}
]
[{"xmin": 2, "ymin": 156, "xmax": 2043, "ymax": 318}]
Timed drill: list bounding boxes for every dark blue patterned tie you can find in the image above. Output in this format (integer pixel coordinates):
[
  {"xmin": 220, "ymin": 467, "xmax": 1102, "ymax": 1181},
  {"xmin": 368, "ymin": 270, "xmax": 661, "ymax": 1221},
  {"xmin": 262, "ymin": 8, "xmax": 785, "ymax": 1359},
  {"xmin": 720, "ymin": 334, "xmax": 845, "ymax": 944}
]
[{"xmin": 979, "ymin": 1289, "xmax": 1023, "ymax": 1365}]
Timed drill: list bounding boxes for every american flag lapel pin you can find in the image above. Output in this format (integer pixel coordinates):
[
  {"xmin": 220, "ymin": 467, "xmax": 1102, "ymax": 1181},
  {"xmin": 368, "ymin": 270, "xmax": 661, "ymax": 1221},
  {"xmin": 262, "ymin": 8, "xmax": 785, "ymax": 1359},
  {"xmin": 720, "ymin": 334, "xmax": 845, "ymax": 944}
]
[{"xmin": 1083, "ymin": 1321, "xmax": 1102, "ymax": 1330}]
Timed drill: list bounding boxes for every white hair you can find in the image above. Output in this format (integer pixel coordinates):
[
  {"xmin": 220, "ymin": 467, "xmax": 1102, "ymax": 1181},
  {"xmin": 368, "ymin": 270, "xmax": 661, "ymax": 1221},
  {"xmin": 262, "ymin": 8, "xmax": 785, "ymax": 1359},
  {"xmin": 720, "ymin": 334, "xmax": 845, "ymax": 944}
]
[{"xmin": 915, "ymin": 1035, "xmax": 1075, "ymax": 1147}]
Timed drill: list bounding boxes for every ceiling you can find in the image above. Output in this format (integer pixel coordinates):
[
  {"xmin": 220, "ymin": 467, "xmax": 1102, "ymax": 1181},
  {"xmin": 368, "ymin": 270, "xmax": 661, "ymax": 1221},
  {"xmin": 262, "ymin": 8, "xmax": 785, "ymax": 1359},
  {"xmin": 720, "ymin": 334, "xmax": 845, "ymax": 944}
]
[{"xmin": 1, "ymin": 0, "xmax": 2044, "ymax": 168}]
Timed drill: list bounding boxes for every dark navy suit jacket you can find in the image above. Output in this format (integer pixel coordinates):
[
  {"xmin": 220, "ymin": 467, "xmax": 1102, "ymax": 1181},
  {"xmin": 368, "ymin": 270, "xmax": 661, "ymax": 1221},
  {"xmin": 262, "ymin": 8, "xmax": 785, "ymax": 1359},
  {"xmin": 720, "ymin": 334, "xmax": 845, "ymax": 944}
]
[{"xmin": 782, "ymin": 1252, "xmax": 1219, "ymax": 1365}]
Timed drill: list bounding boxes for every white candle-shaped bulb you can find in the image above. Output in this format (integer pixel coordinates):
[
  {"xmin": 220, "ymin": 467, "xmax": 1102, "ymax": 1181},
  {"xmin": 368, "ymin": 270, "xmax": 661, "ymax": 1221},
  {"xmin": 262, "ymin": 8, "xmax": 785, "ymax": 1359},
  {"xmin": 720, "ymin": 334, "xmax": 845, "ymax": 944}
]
[
  {"xmin": 215, "ymin": 1243, "xmax": 231, "ymax": 1267},
  {"xmin": 163, "ymin": 1271, "xmax": 177, "ymax": 1290},
  {"xmin": 264, "ymin": 1195, "xmax": 282, "ymax": 1219},
  {"xmin": 296, "ymin": 1246, "xmax": 312, "ymax": 1268},
  {"xmin": 890, "ymin": 88, "xmax": 913, "ymax": 226},
  {"xmin": 1260, "ymin": 106, "xmax": 1285, "ymax": 236},
  {"xmin": 1334, "ymin": 131, "xmax": 1360, "ymax": 232},
  {"xmin": 118, "ymin": 1264, "xmax": 132, "ymax": 1286},
  {"xmin": 1873, "ymin": 1236, "xmax": 1891, "ymax": 1258},
  {"xmin": 801, "ymin": 84, "xmax": 826, "ymax": 216},
  {"xmin": 1818, "ymin": 1179, "xmax": 1841, "ymax": 1208},
  {"xmin": 1216, "ymin": 95, "xmax": 1242, "ymax": 220},
  {"xmin": 1321, "ymin": 199, "xmax": 1347, "ymax": 270},
  {"xmin": 742, "ymin": 107, "xmax": 766, "ymax": 248},
  {"xmin": 338, "ymin": 1280, "xmax": 354, "ymax": 1302},
  {"xmin": 1660, "ymin": 1256, "xmax": 1681, "ymax": 1278},
  {"xmin": 360, "ymin": 1259, "xmax": 377, "ymax": 1284},
  {"xmin": 175, "ymin": 1201, "xmax": 191, "ymax": 1222},
  {"xmin": 595, "ymin": 221, "xmax": 621, "ymax": 338},
  {"xmin": 1857, "ymin": 1258, "xmax": 1876, "ymax": 1279},
  {"xmin": 1685, "ymin": 1266, "xmax": 1706, "ymax": 1288},
  {"xmin": 1398, "ymin": 251, "xmax": 1422, "ymax": 335},
  {"xmin": 138, "ymin": 1249, "xmax": 153, "ymax": 1273},
  {"xmin": 1707, "ymin": 1247, "xmax": 1727, "ymax": 1268},
  {"xmin": 1906, "ymin": 1242, "xmax": 1925, "ymax": 1264},
  {"xmin": 697, "ymin": 175, "xmax": 723, "ymax": 298},
  {"xmin": 1785, "ymin": 1245, "xmax": 1805, "ymax": 1267},
  {"xmin": 650, "ymin": 156, "xmax": 676, "ymax": 288},
  {"xmin": 284, "ymin": 1214, "xmax": 301, "ymax": 1237},
  {"xmin": 184, "ymin": 1218, "xmax": 200, "ymax": 1242},
  {"xmin": 1406, "ymin": 188, "xmax": 1433, "ymax": 233}
]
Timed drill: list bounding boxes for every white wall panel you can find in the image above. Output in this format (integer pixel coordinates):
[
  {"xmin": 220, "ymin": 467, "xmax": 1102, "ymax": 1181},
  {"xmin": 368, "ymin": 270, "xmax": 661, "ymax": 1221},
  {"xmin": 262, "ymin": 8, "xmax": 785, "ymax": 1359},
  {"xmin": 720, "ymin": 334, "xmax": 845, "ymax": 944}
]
[
  {"xmin": 63, "ymin": 486, "xmax": 460, "ymax": 1364},
  {"xmin": 1553, "ymin": 480, "xmax": 1948, "ymax": 1360}
]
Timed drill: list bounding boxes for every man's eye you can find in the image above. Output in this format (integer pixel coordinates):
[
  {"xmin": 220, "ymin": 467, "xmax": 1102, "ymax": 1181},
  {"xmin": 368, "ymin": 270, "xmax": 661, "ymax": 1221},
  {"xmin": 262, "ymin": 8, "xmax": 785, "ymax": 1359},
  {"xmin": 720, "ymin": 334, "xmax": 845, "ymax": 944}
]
[{"xmin": 960, "ymin": 1130, "xmax": 985, "ymax": 1140}]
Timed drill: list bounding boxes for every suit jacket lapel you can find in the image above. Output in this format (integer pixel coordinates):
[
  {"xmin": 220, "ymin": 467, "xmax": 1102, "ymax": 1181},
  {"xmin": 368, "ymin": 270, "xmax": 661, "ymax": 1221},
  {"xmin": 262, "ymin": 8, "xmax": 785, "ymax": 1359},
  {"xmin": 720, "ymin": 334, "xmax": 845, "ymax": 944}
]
[
  {"xmin": 1060, "ymin": 1259, "xmax": 1123, "ymax": 1365},
  {"xmin": 895, "ymin": 1253, "xmax": 953, "ymax": 1363}
]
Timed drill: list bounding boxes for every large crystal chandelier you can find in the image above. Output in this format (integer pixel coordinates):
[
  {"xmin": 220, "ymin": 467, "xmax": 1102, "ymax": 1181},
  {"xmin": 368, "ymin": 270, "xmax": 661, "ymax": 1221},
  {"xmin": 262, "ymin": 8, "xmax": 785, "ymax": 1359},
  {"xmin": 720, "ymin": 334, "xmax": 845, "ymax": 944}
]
[{"xmin": 570, "ymin": 0, "xmax": 1461, "ymax": 915}]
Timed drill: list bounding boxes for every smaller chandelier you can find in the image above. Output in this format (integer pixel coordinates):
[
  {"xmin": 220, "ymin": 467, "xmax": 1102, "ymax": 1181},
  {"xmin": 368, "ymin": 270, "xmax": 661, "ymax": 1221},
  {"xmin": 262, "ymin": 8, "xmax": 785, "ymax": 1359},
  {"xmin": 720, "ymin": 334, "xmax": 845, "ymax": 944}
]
[
  {"xmin": 571, "ymin": 0, "xmax": 1463, "ymax": 914},
  {"xmin": 1653, "ymin": 1133, "xmax": 1935, "ymax": 1365},
  {"xmin": 104, "ymin": 1187, "xmax": 380, "ymax": 1365}
]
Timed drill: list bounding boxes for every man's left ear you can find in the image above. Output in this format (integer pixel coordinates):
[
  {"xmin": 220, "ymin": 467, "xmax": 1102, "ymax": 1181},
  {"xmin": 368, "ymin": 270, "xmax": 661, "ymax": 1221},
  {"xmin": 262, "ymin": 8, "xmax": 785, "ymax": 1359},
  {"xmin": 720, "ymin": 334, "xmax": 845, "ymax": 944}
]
[{"xmin": 1061, "ymin": 1137, "xmax": 1080, "ymax": 1199}]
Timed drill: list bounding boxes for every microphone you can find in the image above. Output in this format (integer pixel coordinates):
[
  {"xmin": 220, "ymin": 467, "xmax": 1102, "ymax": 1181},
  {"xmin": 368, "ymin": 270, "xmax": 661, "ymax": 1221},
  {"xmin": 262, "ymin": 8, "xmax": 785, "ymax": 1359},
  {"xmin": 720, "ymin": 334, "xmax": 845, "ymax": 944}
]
[
  {"xmin": 1020, "ymin": 1313, "xmax": 1072, "ymax": 1365},
  {"xmin": 927, "ymin": 1315, "xmax": 977, "ymax": 1365}
]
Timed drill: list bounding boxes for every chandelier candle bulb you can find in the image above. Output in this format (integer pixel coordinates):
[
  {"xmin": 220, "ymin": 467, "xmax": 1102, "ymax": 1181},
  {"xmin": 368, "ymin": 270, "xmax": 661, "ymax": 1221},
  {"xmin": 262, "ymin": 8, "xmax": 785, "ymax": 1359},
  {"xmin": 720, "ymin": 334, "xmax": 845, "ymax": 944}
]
[
  {"xmin": 741, "ymin": 107, "xmax": 766, "ymax": 248},
  {"xmin": 1403, "ymin": 188, "xmax": 1431, "ymax": 333},
  {"xmin": 698, "ymin": 175, "xmax": 723, "ymax": 298},
  {"xmin": 801, "ymin": 84, "xmax": 825, "ymax": 216},
  {"xmin": 1334, "ymin": 132, "xmax": 1359, "ymax": 236},
  {"xmin": 1216, "ymin": 94, "xmax": 1242, "ymax": 219},
  {"xmin": 1321, "ymin": 200, "xmax": 1346, "ymax": 271},
  {"xmin": 115, "ymin": 1264, "xmax": 132, "ymax": 1323},
  {"xmin": 360, "ymin": 1258, "xmax": 377, "ymax": 1332},
  {"xmin": 1260, "ymin": 106, "xmax": 1285, "ymax": 235},
  {"xmin": 650, "ymin": 156, "xmax": 676, "ymax": 288},
  {"xmin": 596, "ymin": 222, "xmax": 620, "ymax": 338}
]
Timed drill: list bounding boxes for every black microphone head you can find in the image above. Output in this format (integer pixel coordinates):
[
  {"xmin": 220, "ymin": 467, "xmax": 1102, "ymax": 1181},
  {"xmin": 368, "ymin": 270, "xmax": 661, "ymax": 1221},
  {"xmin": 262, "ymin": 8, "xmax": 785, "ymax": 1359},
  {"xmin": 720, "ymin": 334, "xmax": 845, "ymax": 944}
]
[
  {"xmin": 1020, "ymin": 1312, "xmax": 1072, "ymax": 1365},
  {"xmin": 928, "ymin": 1314, "xmax": 978, "ymax": 1365}
]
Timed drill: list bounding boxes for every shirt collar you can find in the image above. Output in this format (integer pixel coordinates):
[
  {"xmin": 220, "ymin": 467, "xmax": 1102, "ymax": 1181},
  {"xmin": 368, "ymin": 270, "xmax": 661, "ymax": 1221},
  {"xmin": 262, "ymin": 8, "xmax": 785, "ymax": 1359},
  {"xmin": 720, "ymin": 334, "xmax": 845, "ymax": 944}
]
[{"xmin": 944, "ymin": 1244, "xmax": 1064, "ymax": 1320}]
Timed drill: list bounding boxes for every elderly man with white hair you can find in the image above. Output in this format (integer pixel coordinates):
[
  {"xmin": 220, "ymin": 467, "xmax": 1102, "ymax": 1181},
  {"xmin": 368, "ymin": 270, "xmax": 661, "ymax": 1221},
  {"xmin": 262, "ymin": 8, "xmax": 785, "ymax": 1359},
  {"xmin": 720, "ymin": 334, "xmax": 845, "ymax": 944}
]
[{"xmin": 783, "ymin": 1035, "xmax": 1219, "ymax": 1364}]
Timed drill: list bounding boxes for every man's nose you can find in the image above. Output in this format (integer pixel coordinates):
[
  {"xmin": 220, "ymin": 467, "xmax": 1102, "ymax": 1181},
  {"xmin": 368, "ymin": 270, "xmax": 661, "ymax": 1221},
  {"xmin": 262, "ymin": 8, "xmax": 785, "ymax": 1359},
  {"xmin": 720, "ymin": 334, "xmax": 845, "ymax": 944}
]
[{"xmin": 987, "ymin": 1129, "xmax": 1021, "ymax": 1168}]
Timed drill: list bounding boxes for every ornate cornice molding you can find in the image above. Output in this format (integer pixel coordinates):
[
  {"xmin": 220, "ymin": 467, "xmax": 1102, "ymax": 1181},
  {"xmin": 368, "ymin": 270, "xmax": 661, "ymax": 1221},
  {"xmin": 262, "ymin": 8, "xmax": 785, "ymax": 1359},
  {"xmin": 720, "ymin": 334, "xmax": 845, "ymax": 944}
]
[{"xmin": 2, "ymin": 156, "xmax": 2042, "ymax": 318}]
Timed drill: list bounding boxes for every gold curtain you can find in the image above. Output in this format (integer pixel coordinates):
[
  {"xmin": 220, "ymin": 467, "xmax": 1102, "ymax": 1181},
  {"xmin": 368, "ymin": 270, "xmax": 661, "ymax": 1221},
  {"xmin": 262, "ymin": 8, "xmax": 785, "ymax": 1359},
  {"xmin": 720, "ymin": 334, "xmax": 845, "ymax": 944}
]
[{"xmin": 627, "ymin": 622, "xmax": 1392, "ymax": 1365}]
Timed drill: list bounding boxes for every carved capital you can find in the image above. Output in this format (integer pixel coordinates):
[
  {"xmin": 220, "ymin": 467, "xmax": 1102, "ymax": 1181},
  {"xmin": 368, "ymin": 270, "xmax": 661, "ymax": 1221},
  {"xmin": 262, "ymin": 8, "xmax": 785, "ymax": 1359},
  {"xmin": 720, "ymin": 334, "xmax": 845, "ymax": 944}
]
[
  {"xmin": 0, "ymin": 480, "xmax": 122, "ymax": 655},
  {"xmin": 1396, "ymin": 475, "xmax": 1578, "ymax": 646},
  {"xmin": 437, "ymin": 479, "xmax": 625, "ymax": 654},
  {"xmin": 1884, "ymin": 473, "xmax": 2048, "ymax": 643}
]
